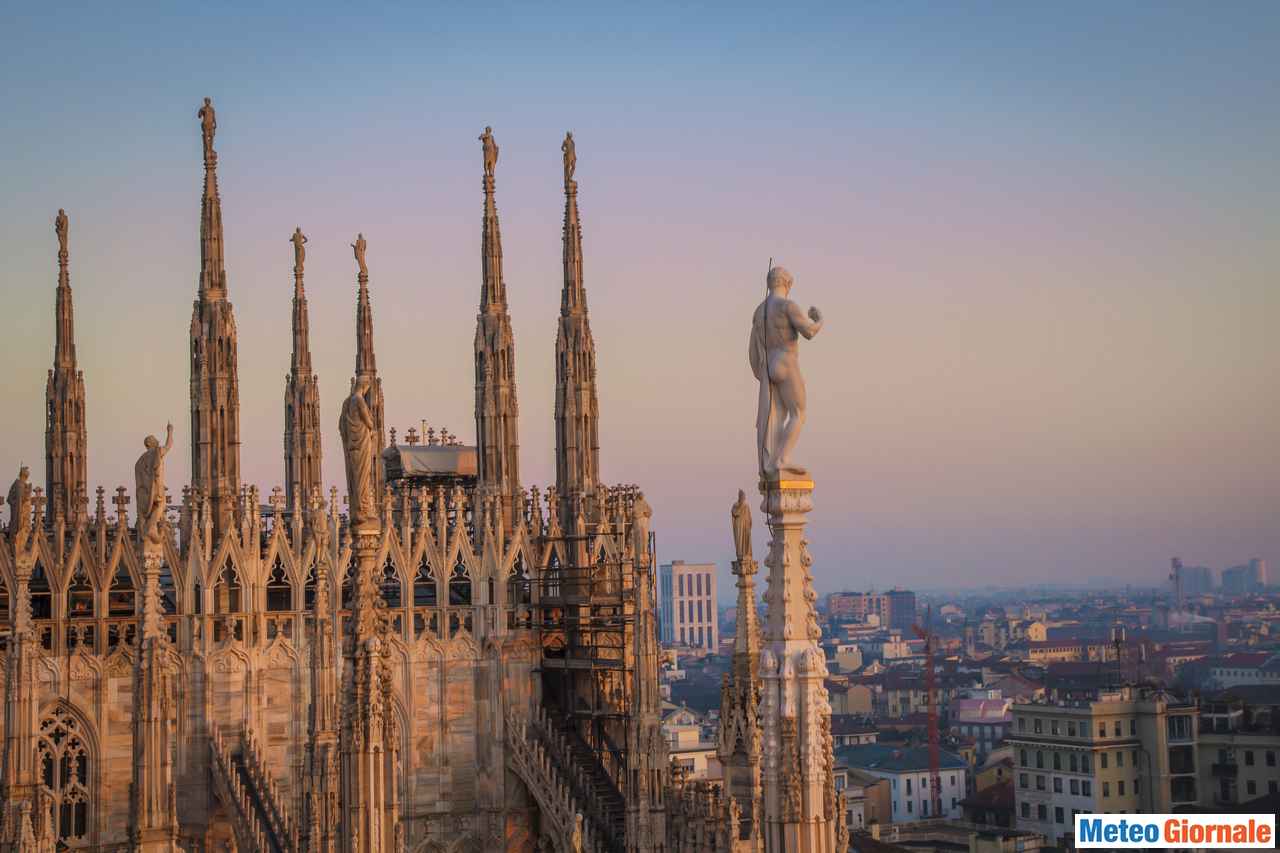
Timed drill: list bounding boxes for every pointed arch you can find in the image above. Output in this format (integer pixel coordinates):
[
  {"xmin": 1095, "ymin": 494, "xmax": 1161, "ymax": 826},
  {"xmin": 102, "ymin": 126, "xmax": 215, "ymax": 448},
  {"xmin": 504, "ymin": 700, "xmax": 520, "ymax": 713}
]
[
  {"xmin": 448, "ymin": 551, "xmax": 472, "ymax": 607},
  {"xmin": 412, "ymin": 551, "xmax": 438, "ymax": 608},
  {"xmin": 29, "ymin": 557, "xmax": 54, "ymax": 620},
  {"xmin": 380, "ymin": 550, "xmax": 405, "ymax": 609},
  {"xmin": 37, "ymin": 699, "xmax": 98, "ymax": 847},
  {"xmin": 265, "ymin": 556, "xmax": 293, "ymax": 612},
  {"xmin": 65, "ymin": 560, "xmax": 95, "ymax": 619}
]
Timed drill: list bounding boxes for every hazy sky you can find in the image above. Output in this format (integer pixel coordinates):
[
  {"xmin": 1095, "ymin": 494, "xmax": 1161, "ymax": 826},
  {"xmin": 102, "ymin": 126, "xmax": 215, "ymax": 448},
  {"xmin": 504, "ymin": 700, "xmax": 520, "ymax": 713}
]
[{"xmin": 2, "ymin": 3, "xmax": 1277, "ymax": 598}]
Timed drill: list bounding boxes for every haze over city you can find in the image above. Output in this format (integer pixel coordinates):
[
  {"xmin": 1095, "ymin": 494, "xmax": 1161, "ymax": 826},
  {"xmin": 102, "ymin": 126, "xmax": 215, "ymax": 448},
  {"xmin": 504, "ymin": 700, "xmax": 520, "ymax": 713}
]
[{"xmin": 2, "ymin": 2, "xmax": 1276, "ymax": 594}]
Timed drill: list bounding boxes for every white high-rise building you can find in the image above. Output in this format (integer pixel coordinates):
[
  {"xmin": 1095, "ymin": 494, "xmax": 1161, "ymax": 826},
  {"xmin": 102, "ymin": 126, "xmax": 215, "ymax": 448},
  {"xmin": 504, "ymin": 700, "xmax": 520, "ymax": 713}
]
[{"xmin": 659, "ymin": 561, "xmax": 718, "ymax": 650}]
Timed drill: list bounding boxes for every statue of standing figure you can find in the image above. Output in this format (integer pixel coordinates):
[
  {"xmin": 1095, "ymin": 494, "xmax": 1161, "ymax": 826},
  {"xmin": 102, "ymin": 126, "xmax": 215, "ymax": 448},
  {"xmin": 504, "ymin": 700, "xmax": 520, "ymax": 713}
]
[
  {"xmin": 6, "ymin": 466, "xmax": 31, "ymax": 545},
  {"xmin": 197, "ymin": 97, "xmax": 217, "ymax": 156},
  {"xmin": 749, "ymin": 265, "xmax": 823, "ymax": 476},
  {"xmin": 730, "ymin": 488, "xmax": 752, "ymax": 562},
  {"xmin": 351, "ymin": 233, "xmax": 368, "ymax": 278},
  {"xmin": 631, "ymin": 491, "xmax": 652, "ymax": 566},
  {"xmin": 55, "ymin": 209, "xmax": 69, "ymax": 258},
  {"xmin": 479, "ymin": 125, "xmax": 499, "ymax": 177},
  {"xmin": 340, "ymin": 376, "xmax": 379, "ymax": 533},
  {"xmin": 135, "ymin": 423, "xmax": 174, "ymax": 547},
  {"xmin": 290, "ymin": 227, "xmax": 307, "ymax": 274},
  {"xmin": 562, "ymin": 131, "xmax": 576, "ymax": 184}
]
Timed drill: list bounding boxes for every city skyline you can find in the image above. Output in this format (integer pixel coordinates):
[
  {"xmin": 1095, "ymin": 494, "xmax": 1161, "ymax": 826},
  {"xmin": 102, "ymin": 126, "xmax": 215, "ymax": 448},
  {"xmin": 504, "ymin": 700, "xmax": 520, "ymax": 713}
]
[{"xmin": 3, "ymin": 4, "xmax": 1277, "ymax": 590}]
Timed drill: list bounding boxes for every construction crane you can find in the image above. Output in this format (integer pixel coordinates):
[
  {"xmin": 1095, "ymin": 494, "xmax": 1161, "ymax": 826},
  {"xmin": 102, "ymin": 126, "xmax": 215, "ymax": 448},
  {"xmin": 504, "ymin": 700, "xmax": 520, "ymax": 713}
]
[{"xmin": 913, "ymin": 605, "xmax": 942, "ymax": 819}]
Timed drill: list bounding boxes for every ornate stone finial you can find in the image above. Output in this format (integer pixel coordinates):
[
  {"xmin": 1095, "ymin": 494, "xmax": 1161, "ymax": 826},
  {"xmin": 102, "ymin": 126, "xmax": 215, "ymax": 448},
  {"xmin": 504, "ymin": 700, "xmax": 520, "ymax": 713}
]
[
  {"xmin": 113, "ymin": 486, "xmax": 131, "ymax": 526},
  {"xmin": 405, "ymin": 427, "xmax": 419, "ymax": 446},
  {"xmin": 134, "ymin": 423, "xmax": 174, "ymax": 548},
  {"xmin": 290, "ymin": 226, "xmax": 307, "ymax": 276},
  {"xmin": 731, "ymin": 488, "xmax": 752, "ymax": 562},
  {"xmin": 426, "ymin": 426, "xmax": 437, "ymax": 446},
  {"xmin": 479, "ymin": 125, "xmax": 498, "ymax": 178},
  {"xmin": 749, "ymin": 265, "xmax": 824, "ymax": 477},
  {"xmin": 562, "ymin": 131, "xmax": 577, "ymax": 186},
  {"xmin": 389, "ymin": 426, "xmax": 397, "ymax": 447},
  {"xmin": 351, "ymin": 233, "xmax": 368, "ymax": 279},
  {"xmin": 197, "ymin": 97, "xmax": 217, "ymax": 160}
]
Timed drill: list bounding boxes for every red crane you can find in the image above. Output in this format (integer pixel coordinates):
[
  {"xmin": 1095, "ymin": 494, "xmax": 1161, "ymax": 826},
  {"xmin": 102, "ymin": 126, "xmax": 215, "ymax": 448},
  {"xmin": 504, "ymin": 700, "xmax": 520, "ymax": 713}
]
[{"xmin": 913, "ymin": 605, "xmax": 942, "ymax": 819}]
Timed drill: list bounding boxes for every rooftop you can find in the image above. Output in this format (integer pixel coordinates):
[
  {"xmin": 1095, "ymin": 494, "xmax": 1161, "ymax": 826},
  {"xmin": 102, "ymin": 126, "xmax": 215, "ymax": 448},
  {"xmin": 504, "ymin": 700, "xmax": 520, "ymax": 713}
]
[{"xmin": 837, "ymin": 743, "xmax": 967, "ymax": 774}]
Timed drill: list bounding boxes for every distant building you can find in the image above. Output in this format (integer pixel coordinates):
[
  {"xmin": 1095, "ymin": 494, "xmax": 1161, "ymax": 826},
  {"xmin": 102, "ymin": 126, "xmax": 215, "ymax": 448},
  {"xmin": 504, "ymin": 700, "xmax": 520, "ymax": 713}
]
[
  {"xmin": 829, "ymin": 591, "xmax": 889, "ymax": 623},
  {"xmin": 659, "ymin": 560, "xmax": 718, "ymax": 650},
  {"xmin": 838, "ymin": 743, "xmax": 968, "ymax": 822},
  {"xmin": 886, "ymin": 589, "xmax": 917, "ymax": 633},
  {"xmin": 836, "ymin": 768, "xmax": 892, "ymax": 831},
  {"xmin": 951, "ymin": 697, "xmax": 1013, "ymax": 763},
  {"xmin": 1197, "ymin": 689, "xmax": 1280, "ymax": 806},
  {"xmin": 1008, "ymin": 686, "xmax": 1199, "ymax": 846},
  {"xmin": 1221, "ymin": 558, "xmax": 1268, "ymax": 594}
]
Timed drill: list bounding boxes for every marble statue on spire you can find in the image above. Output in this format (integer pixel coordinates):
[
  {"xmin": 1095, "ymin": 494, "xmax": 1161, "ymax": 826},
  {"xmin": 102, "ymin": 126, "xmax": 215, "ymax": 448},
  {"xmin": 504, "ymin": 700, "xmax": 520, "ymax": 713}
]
[
  {"xmin": 7, "ymin": 465, "xmax": 31, "ymax": 543},
  {"xmin": 731, "ymin": 488, "xmax": 752, "ymax": 561},
  {"xmin": 479, "ymin": 126, "xmax": 498, "ymax": 177},
  {"xmin": 55, "ymin": 208, "xmax": 68, "ymax": 257},
  {"xmin": 340, "ymin": 376, "xmax": 379, "ymax": 534},
  {"xmin": 197, "ymin": 97, "xmax": 216, "ymax": 155},
  {"xmin": 135, "ymin": 423, "xmax": 174, "ymax": 546},
  {"xmin": 352, "ymin": 233, "xmax": 368, "ymax": 278},
  {"xmin": 291, "ymin": 226, "xmax": 307, "ymax": 273},
  {"xmin": 749, "ymin": 265, "xmax": 824, "ymax": 476},
  {"xmin": 562, "ymin": 131, "xmax": 576, "ymax": 184}
]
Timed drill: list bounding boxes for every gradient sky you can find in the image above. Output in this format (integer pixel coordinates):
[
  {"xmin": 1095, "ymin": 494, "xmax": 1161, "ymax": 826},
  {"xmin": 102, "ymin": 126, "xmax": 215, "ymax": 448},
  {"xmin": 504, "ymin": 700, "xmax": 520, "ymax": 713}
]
[{"xmin": 3, "ymin": 2, "xmax": 1277, "ymax": 598}]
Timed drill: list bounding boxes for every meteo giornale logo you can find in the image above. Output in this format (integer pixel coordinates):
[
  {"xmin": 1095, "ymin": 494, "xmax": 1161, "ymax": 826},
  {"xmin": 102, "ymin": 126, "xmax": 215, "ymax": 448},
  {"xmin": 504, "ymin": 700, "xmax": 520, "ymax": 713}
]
[{"xmin": 1075, "ymin": 814, "xmax": 1276, "ymax": 849}]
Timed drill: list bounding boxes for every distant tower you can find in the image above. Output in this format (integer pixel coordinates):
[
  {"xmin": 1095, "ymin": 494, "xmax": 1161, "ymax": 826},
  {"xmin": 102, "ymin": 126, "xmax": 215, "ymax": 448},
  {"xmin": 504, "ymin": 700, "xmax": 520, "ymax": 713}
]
[
  {"xmin": 284, "ymin": 227, "xmax": 322, "ymax": 509},
  {"xmin": 189, "ymin": 97, "xmax": 242, "ymax": 538},
  {"xmin": 45, "ymin": 208, "xmax": 87, "ymax": 521},
  {"xmin": 1170, "ymin": 557, "xmax": 1184, "ymax": 611},
  {"xmin": 474, "ymin": 127, "xmax": 522, "ymax": 529},
  {"xmin": 351, "ymin": 233, "xmax": 386, "ymax": 494},
  {"xmin": 554, "ymin": 133, "xmax": 601, "ymax": 517}
]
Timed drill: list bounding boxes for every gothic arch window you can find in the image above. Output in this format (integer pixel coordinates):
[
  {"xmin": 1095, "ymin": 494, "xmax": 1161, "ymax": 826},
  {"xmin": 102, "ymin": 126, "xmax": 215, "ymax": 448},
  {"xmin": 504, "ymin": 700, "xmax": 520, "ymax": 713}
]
[
  {"xmin": 192, "ymin": 581, "xmax": 203, "ymax": 615},
  {"xmin": 340, "ymin": 556, "xmax": 355, "ymax": 611},
  {"xmin": 30, "ymin": 561, "xmax": 52, "ymax": 620},
  {"xmin": 508, "ymin": 554, "xmax": 531, "ymax": 607},
  {"xmin": 158, "ymin": 561, "xmax": 177, "ymax": 614},
  {"xmin": 412, "ymin": 556, "xmax": 437, "ymax": 608},
  {"xmin": 38, "ymin": 704, "xmax": 92, "ymax": 844},
  {"xmin": 212, "ymin": 563, "xmax": 241, "ymax": 614},
  {"xmin": 107, "ymin": 564, "xmax": 135, "ymax": 618},
  {"xmin": 448, "ymin": 556, "xmax": 472, "ymax": 606},
  {"xmin": 380, "ymin": 555, "xmax": 403, "ymax": 609},
  {"xmin": 544, "ymin": 552, "xmax": 562, "ymax": 600},
  {"xmin": 66, "ymin": 565, "xmax": 94, "ymax": 619},
  {"xmin": 265, "ymin": 559, "xmax": 292, "ymax": 612},
  {"xmin": 303, "ymin": 566, "xmax": 317, "ymax": 610}
]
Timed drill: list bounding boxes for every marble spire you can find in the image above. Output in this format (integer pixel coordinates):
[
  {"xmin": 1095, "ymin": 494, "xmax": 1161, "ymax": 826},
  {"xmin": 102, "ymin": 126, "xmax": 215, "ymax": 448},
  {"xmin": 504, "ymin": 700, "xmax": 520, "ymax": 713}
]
[
  {"xmin": 45, "ymin": 208, "xmax": 87, "ymax": 522},
  {"xmin": 351, "ymin": 233, "xmax": 385, "ymax": 496},
  {"xmin": 553, "ymin": 132, "xmax": 601, "ymax": 515},
  {"xmin": 474, "ymin": 126, "xmax": 522, "ymax": 530},
  {"xmin": 189, "ymin": 97, "xmax": 242, "ymax": 539},
  {"xmin": 285, "ymin": 227, "xmax": 322, "ymax": 509}
]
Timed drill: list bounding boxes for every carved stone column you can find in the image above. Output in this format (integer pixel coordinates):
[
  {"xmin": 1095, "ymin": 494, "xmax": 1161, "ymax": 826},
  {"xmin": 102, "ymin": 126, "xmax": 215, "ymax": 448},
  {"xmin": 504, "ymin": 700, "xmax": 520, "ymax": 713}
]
[{"xmin": 758, "ymin": 474, "xmax": 843, "ymax": 853}]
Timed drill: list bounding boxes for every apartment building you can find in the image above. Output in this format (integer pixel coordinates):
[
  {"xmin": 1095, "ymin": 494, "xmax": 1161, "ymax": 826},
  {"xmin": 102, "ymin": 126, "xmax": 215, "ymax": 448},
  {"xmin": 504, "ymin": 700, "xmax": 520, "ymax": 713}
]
[
  {"xmin": 1008, "ymin": 686, "xmax": 1199, "ymax": 846},
  {"xmin": 658, "ymin": 560, "xmax": 718, "ymax": 650},
  {"xmin": 1198, "ymin": 692, "xmax": 1280, "ymax": 806},
  {"xmin": 838, "ymin": 744, "xmax": 969, "ymax": 822}
]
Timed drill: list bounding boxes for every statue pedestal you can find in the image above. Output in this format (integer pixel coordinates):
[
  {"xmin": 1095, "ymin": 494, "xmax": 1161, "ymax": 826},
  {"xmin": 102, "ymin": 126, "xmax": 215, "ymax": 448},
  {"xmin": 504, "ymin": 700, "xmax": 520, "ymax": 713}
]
[{"xmin": 757, "ymin": 475, "xmax": 844, "ymax": 853}]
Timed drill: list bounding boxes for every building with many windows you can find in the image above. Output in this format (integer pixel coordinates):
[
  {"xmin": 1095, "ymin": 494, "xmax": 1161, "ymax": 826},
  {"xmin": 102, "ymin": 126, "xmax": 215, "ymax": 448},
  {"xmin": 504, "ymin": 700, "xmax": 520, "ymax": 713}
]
[
  {"xmin": 1197, "ymin": 690, "xmax": 1280, "ymax": 806},
  {"xmin": 658, "ymin": 560, "xmax": 718, "ymax": 650},
  {"xmin": 837, "ymin": 743, "xmax": 968, "ymax": 822},
  {"xmin": 1008, "ymin": 686, "xmax": 1200, "ymax": 846}
]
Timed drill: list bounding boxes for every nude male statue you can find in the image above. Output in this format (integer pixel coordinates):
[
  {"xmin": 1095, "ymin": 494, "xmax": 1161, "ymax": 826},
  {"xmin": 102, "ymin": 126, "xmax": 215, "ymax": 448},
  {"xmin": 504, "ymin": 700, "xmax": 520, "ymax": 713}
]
[
  {"xmin": 197, "ymin": 97, "xmax": 216, "ymax": 153},
  {"xmin": 749, "ymin": 265, "xmax": 823, "ymax": 476},
  {"xmin": 135, "ymin": 423, "xmax": 174, "ymax": 546}
]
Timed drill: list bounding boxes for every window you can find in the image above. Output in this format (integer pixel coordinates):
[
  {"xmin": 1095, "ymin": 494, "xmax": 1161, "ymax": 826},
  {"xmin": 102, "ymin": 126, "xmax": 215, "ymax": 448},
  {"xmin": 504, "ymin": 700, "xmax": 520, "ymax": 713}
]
[
  {"xmin": 448, "ymin": 557, "xmax": 472, "ymax": 605},
  {"xmin": 1053, "ymin": 752, "xmax": 1061, "ymax": 770},
  {"xmin": 1268, "ymin": 751, "xmax": 1276, "ymax": 768},
  {"xmin": 1037, "ymin": 804, "xmax": 1047, "ymax": 822},
  {"xmin": 1070, "ymin": 779, "xmax": 1079, "ymax": 795},
  {"xmin": 378, "ymin": 556, "xmax": 402, "ymax": 609},
  {"xmin": 907, "ymin": 801, "xmax": 913, "ymax": 813},
  {"xmin": 1021, "ymin": 802, "xmax": 1030, "ymax": 819},
  {"xmin": 1101, "ymin": 753, "xmax": 1108, "ymax": 769},
  {"xmin": 1019, "ymin": 773, "xmax": 1028, "ymax": 789},
  {"xmin": 1036, "ymin": 751, "xmax": 1044, "ymax": 769},
  {"xmin": 1055, "ymin": 807, "xmax": 1065, "ymax": 824},
  {"xmin": 1114, "ymin": 720, "xmax": 1121, "ymax": 737},
  {"xmin": 1034, "ymin": 718, "xmax": 1043, "ymax": 734},
  {"xmin": 1130, "ymin": 719, "xmax": 1136, "ymax": 736},
  {"xmin": 1020, "ymin": 749, "xmax": 1028, "ymax": 767},
  {"xmin": 508, "ymin": 555, "xmax": 531, "ymax": 606},
  {"xmin": 1053, "ymin": 777, "xmax": 1062, "ymax": 793},
  {"xmin": 1132, "ymin": 749, "xmax": 1139, "ymax": 765},
  {"xmin": 1081, "ymin": 755, "xmax": 1091, "ymax": 773},
  {"xmin": 37, "ymin": 704, "xmax": 92, "ymax": 845},
  {"xmin": 1036, "ymin": 775, "xmax": 1045, "ymax": 791},
  {"xmin": 1068, "ymin": 721, "xmax": 1076, "ymax": 737},
  {"xmin": 266, "ymin": 560, "xmax": 293, "ymax": 611},
  {"xmin": 1269, "ymin": 781, "xmax": 1278, "ymax": 795},
  {"xmin": 1069, "ymin": 754, "xmax": 1078, "ymax": 773},
  {"xmin": 1246, "ymin": 781, "xmax": 1257, "ymax": 796},
  {"xmin": 1018, "ymin": 717, "xmax": 1026, "ymax": 732},
  {"xmin": 906, "ymin": 779, "xmax": 912, "ymax": 795},
  {"xmin": 1098, "ymin": 722, "xmax": 1106, "ymax": 738},
  {"xmin": 678, "ymin": 575, "xmax": 683, "ymax": 595},
  {"xmin": 1082, "ymin": 780, "xmax": 1092, "ymax": 796},
  {"xmin": 695, "ymin": 574, "xmax": 702, "ymax": 595},
  {"xmin": 1117, "ymin": 751, "xmax": 1124, "ymax": 768},
  {"xmin": 1052, "ymin": 719, "xmax": 1060, "ymax": 735},
  {"xmin": 1102, "ymin": 782, "xmax": 1110, "ymax": 798},
  {"xmin": 950, "ymin": 774, "xmax": 956, "ymax": 786},
  {"xmin": 1245, "ymin": 751, "xmax": 1255, "ymax": 766},
  {"xmin": 1118, "ymin": 781, "xmax": 1125, "ymax": 796}
]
